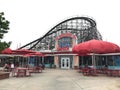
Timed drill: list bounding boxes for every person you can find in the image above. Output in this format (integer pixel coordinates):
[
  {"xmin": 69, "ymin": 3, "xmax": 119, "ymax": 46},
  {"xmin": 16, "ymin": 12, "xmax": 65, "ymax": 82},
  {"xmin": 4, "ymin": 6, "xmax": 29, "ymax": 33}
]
[
  {"xmin": 10, "ymin": 63, "xmax": 15, "ymax": 76},
  {"xmin": 3, "ymin": 63, "xmax": 9, "ymax": 72},
  {"xmin": 11, "ymin": 63, "xmax": 14, "ymax": 69}
]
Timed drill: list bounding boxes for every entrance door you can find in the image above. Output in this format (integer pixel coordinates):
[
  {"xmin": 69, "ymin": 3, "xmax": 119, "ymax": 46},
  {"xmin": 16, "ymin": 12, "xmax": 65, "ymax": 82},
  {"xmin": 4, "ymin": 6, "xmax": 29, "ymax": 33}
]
[{"xmin": 61, "ymin": 57, "xmax": 70, "ymax": 69}]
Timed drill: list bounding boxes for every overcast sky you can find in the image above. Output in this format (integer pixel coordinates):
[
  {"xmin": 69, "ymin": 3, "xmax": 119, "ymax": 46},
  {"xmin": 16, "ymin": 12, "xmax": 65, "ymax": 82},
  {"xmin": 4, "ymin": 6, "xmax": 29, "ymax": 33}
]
[{"xmin": 0, "ymin": 0, "xmax": 120, "ymax": 50}]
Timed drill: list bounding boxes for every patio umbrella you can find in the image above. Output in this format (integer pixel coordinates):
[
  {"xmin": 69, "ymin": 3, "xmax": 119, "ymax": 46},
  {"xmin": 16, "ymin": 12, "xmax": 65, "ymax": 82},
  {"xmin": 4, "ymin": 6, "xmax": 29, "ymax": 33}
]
[
  {"xmin": 0, "ymin": 48, "xmax": 13, "ymax": 54},
  {"xmin": 72, "ymin": 39, "xmax": 120, "ymax": 55}
]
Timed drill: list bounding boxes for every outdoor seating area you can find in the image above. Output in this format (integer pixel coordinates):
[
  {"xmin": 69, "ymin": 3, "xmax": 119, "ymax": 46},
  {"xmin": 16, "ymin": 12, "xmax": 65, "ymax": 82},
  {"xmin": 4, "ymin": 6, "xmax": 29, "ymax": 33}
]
[
  {"xmin": 81, "ymin": 67, "xmax": 98, "ymax": 76},
  {"xmin": 1, "ymin": 69, "xmax": 120, "ymax": 90},
  {"xmin": 0, "ymin": 64, "xmax": 43, "ymax": 78},
  {"xmin": 12, "ymin": 66, "xmax": 43, "ymax": 77},
  {"xmin": 0, "ymin": 48, "xmax": 45, "ymax": 78},
  {"xmin": 79, "ymin": 67, "xmax": 120, "ymax": 77}
]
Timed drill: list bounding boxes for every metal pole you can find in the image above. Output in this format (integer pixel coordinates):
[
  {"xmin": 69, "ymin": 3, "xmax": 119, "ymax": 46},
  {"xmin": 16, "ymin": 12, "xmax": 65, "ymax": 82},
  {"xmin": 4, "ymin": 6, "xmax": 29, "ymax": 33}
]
[
  {"xmin": 42, "ymin": 56, "xmax": 44, "ymax": 64},
  {"xmin": 92, "ymin": 54, "xmax": 94, "ymax": 65},
  {"xmin": 81, "ymin": 56, "xmax": 83, "ymax": 67},
  {"xmin": 92, "ymin": 53, "xmax": 95, "ymax": 67},
  {"xmin": 113, "ymin": 56, "xmax": 115, "ymax": 69}
]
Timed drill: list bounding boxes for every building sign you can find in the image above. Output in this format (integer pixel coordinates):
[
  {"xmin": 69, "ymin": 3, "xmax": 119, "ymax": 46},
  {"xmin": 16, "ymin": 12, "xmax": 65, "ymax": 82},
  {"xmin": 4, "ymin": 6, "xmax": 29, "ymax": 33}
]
[
  {"xmin": 56, "ymin": 33, "xmax": 76, "ymax": 51},
  {"xmin": 57, "ymin": 37, "xmax": 72, "ymax": 51},
  {"xmin": 57, "ymin": 47, "xmax": 69, "ymax": 51},
  {"xmin": 58, "ymin": 37, "xmax": 72, "ymax": 47}
]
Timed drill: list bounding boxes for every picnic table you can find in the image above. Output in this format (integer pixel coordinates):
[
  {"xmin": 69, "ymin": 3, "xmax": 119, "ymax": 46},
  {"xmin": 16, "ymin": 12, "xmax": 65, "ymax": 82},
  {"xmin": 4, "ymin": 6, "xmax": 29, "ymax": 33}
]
[
  {"xmin": 106, "ymin": 69, "xmax": 120, "ymax": 77},
  {"xmin": 28, "ymin": 66, "xmax": 42, "ymax": 73},
  {"xmin": 82, "ymin": 68, "xmax": 98, "ymax": 76},
  {"xmin": 13, "ymin": 67, "xmax": 31, "ymax": 77}
]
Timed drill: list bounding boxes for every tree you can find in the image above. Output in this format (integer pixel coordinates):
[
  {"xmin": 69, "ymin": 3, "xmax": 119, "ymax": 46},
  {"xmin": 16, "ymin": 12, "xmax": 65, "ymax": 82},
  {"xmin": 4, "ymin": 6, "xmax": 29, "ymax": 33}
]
[{"xmin": 0, "ymin": 12, "xmax": 11, "ymax": 51}]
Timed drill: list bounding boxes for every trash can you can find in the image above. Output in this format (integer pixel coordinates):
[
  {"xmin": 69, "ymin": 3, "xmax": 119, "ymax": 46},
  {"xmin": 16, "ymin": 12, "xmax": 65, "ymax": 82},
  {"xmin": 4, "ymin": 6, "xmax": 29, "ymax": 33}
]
[{"xmin": 74, "ymin": 66, "xmax": 78, "ymax": 70}]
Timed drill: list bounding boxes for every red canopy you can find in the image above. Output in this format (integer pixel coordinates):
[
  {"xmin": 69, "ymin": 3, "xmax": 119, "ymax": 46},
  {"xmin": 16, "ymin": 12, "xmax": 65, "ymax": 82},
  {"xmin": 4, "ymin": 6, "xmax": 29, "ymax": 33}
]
[
  {"xmin": 23, "ymin": 52, "xmax": 44, "ymax": 57},
  {"xmin": 0, "ymin": 48, "xmax": 12, "ymax": 54},
  {"xmin": 72, "ymin": 39, "xmax": 120, "ymax": 55},
  {"xmin": 12, "ymin": 49, "xmax": 35, "ymax": 55}
]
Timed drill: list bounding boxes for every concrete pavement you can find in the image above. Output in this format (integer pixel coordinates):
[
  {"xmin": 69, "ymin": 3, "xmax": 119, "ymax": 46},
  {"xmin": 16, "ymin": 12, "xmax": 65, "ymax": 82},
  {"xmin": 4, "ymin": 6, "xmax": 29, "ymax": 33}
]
[{"xmin": 0, "ymin": 69, "xmax": 120, "ymax": 90}]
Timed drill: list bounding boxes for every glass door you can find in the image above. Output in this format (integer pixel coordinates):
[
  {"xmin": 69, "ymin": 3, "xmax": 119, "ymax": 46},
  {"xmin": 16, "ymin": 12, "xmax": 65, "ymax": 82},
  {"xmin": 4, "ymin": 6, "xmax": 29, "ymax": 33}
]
[{"xmin": 61, "ymin": 57, "xmax": 70, "ymax": 69}]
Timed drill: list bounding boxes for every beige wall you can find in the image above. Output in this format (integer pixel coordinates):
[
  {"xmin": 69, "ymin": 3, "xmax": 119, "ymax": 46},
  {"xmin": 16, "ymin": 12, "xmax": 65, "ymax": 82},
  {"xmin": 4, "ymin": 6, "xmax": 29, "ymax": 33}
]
[
  {"xmin": 54, "ymin": 55, "xmax": 59, "ymax": 67},
  {"xmin": 73, "ymin": 55, "xmax": 79, "ymax": 66}
]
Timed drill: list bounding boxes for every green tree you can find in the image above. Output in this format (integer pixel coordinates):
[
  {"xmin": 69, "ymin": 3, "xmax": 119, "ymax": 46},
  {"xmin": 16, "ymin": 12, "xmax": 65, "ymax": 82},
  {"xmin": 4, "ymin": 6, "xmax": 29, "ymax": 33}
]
[{"xmin": 0, "ymin": 12, "xmax": 11, "ymax": 51}]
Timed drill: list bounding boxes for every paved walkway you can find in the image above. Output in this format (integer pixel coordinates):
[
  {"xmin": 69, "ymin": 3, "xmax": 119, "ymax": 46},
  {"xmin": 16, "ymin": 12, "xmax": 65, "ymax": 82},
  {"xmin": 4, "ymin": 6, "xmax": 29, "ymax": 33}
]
[{"xmin": 0, "ymin": 69, "xmax": 120, "ymax": 90}]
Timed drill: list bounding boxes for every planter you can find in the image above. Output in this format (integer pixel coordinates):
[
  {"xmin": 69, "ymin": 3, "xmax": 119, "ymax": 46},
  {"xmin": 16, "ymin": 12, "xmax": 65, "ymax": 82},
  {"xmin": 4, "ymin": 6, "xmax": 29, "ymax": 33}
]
[{"xmin": 0, "ymin": 72, "xmax": 10, "ymax": 80}]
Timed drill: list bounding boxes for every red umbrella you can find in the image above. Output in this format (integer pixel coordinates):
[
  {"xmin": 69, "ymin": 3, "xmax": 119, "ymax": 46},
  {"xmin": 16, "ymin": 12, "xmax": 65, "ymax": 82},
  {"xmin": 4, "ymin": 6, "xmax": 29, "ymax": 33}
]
[
  {"xmin": 104, "ymin": 41, "xmax": 120, "ymax": 52},
  {"xmin": 0, "ymin": 48, "xmax": 12, "ymax": 54},
  {"xmin": 72, "ymin": 39, "xmax": 120, "ymax": 55}
]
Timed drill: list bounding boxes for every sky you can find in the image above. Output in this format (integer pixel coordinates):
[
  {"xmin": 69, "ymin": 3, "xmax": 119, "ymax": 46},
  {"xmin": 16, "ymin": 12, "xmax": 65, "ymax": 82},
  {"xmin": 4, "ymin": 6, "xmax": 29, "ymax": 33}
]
[{"xmin": 0, "ymin": 0, "xmax": 120, "ymax": 50}]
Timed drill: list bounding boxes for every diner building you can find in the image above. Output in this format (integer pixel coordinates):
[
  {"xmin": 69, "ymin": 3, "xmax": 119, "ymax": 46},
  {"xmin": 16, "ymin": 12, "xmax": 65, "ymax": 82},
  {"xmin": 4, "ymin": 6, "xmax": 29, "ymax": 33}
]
[{"xmin": 18, "ymin": 16, "xmax": 104, "ymax": 69}]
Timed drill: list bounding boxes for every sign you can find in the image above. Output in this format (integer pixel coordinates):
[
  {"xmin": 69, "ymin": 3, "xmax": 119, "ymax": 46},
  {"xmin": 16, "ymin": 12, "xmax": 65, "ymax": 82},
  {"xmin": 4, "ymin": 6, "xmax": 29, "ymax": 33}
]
[{"xmin": 57, "ymin": 47, "xmax": 69, "ymax": 51}]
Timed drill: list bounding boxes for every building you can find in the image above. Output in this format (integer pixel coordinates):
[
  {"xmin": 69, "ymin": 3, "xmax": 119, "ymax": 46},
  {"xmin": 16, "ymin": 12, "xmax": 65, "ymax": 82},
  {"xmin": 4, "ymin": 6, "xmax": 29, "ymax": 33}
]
[{"xmin": 19, "ymin": 17, "xmax": 102, "ymax": 69}]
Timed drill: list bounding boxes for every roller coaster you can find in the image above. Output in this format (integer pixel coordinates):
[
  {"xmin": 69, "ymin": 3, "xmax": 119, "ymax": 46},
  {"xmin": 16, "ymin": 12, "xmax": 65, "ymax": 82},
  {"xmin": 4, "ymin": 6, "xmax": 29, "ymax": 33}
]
[{"xmin": 19, "ymin": 16, "xmax": 102, "ymax": 51}]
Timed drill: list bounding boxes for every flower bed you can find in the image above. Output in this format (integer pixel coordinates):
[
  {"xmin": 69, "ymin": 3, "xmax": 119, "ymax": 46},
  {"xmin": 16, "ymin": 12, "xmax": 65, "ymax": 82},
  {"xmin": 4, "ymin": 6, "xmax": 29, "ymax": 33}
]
[{"xmin": 0, "ymin": 72, "xmax": 10, "ymax": 80}]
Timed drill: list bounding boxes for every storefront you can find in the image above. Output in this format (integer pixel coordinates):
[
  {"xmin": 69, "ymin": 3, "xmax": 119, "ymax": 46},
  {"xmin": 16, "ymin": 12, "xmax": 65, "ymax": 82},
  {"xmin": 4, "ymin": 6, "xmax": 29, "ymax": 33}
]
[{"xmin": 17, "ymin": 17, "xmax": 103, "ymax": 69}]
